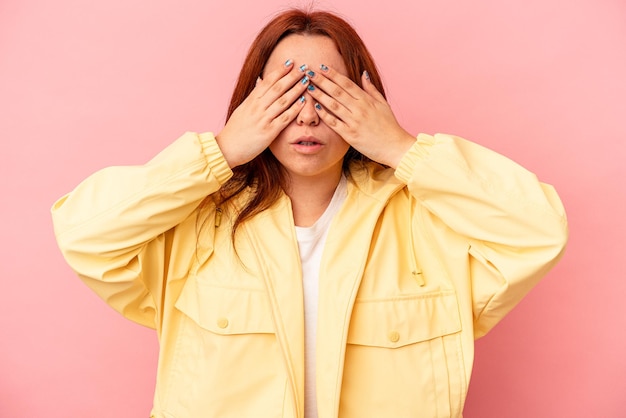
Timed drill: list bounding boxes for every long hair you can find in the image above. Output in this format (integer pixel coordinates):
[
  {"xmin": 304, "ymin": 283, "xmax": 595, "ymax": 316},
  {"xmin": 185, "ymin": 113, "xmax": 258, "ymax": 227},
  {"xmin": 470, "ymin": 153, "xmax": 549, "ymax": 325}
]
[{"xmin": 209, "ymin": 9, "xmax": 386, "ymax": 238}]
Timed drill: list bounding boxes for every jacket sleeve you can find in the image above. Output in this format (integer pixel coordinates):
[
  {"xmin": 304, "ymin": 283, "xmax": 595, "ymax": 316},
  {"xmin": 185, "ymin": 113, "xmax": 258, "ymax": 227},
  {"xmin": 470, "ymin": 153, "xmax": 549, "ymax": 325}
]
[
  {"xmin": 394, "ymin": 133, "xmax": 568, "ymax": 338},
  {"xmin": 51, "ymin": 132, "xmax": 233, "ymax": 328}
]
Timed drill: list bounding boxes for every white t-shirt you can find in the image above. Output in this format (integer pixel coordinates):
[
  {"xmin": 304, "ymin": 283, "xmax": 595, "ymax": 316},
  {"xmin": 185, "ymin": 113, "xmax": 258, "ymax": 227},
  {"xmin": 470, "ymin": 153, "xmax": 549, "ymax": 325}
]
[{"xmin": 294, "ymin": 175, "xmax": 347, "ymax": 418}]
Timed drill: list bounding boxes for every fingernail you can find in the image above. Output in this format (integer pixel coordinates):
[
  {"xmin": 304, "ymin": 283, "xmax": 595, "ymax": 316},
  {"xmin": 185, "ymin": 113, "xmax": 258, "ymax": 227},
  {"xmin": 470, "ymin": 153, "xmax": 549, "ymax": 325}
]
[
  {"xmin": 301, "ymin": 76, "xmax": 309, "ymax": 84},
  {"xmin": 307, "ymin": 84, "xmax": 315, "ymax": 91},
  {"xmin": 285, "ymin": 59, "xmax": 293, "ymax": 67},
  {"xmin": 299, "ymin": 95, "xmax": 306, "ymax": 103},
  {"xmin": 299, "ymin": 64, "xmax": 308, "ymax": 72},
  {"xmin": 315, "ymin": 103, "xmax": 322, "ymax": 110},
  {"xmin": 320, "ymin": 64, "xmax": 329, "ymax": 72},
  {"xmin": 307, "ymin": 70, "xmax": 315, "ymax": 78},
  {"xmin": 364, "ymin": 70, "xmax": 370, "ymax": 80},
  {"xmin": 255, "ymin": 76, "xmax": 261, "ymax": 85}
]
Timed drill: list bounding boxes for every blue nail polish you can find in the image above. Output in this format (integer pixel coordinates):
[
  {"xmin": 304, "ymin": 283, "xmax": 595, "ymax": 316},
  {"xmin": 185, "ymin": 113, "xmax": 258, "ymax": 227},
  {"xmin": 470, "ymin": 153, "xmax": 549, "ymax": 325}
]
[
  {"xmin": 284, "ymin": 59, "xmax": 293, "ymax": 67},
  {"xmin": 307, "ymin": 84, "xmax": 315, "ymax": 91},
  {"xmin": 307, "ymin": 70, "xmax": 315, "ymax": 78},
  {"xmin": 364, "ymin": 70, "xmax": 370, "ymax": 80},
  {"xmin": 299, "ymin": 95, "xmax": 306, "ymax": 103},
  {"xmin": 301, "ymin": 76, "xmax": 309, "ymax": 84},
  {"xmin": 299, "ymin": 64, "xmax": 308, "ymax": 72},
  {"xmin": 315, "ymin": 103, "xmax": 322, "ymax": 110},
  {"xmin": 320, "ymin": 64, "xmax": 329, "ymax": 72}
]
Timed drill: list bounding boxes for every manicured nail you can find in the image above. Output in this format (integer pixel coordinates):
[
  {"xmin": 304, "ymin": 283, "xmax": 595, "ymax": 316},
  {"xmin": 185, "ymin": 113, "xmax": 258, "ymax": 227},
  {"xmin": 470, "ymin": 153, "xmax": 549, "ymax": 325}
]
[
  {"xmin": 320, "ymin": 64, "xmax": 329, "ymax": 72},
  {"xmin": 315, "ymin": 103, "xmax": 322, "ymax": 110},
  {"xmin": 284, "ymin": 59, "xmax": 293, "ymax": 67},
  {"xmin": 307, "ymin": 70, "xmax": 315, "ymax": 78},
  {"xmin": 299, "ymin": 95, "xmax": 306, "ymax": 103},
  {"xmin": 300, "ymin": 76, "xmax": 309, "ymax": 84},
  {"xmin": 364, "ymin": 70, "xmax": 370, "ymax": 80},
  {"xmin": 307, "ymin": 84, "xmax": 315, "ymax": 91},
  {"xmin": 299, "ymin": 64, "xmax": 308, "ymax": 72},
  {"xmin": 255, "ymin": 76, "xmax": 261, "ymax": 85}
]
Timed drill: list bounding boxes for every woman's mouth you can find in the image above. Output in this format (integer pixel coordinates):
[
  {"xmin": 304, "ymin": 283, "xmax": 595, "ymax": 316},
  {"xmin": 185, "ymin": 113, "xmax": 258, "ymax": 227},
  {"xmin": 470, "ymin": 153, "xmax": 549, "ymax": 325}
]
[
  {"xmin": 294, "ymin": 136, "xmax": 322, "ymax": 146},
  {"xmin": 292, "ymin": 136, "xmax": 324, "ymax": 153}
]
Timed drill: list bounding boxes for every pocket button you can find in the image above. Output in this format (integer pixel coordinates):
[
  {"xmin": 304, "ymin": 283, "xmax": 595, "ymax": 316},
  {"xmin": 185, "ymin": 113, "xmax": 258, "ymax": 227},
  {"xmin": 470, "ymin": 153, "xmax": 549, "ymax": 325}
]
[
  {"xmin": 217, "ymin": 317, "xmax": 229, "ymax": 329},
  {"xmin": 388, "ymin": 330, "xmax": 400, "ymax": 343}
]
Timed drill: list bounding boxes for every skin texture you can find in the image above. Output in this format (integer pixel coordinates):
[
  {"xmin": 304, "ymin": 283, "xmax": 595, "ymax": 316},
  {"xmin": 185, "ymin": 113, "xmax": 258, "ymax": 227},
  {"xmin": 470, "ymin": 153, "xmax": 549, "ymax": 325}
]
[{"xmin": 216, "ymin": 34, "xmax": 416, "ymax": 225}]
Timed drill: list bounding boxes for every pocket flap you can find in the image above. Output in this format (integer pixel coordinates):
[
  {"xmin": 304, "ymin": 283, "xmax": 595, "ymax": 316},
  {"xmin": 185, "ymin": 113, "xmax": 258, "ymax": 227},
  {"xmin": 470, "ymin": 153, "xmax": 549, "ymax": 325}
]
[
  {"xmin": 347, "ymin": 290, "xmax": 461, "ymax": 348},
  {"xmin": 175, "ymin": 277, "xmax": 275, "ymax": 335}
]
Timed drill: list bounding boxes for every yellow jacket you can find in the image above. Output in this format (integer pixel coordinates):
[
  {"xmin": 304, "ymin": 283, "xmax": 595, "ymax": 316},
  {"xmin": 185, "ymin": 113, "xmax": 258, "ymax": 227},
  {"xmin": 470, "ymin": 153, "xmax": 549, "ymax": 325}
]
[{"xmin": 52, "ymin": 132, "xmax": 568, "ymax": 418}]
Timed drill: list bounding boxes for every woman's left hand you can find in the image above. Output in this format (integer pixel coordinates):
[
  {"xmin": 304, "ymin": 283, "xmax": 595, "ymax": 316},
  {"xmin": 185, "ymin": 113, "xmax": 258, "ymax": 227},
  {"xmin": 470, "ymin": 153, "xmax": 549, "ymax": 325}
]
[{"xmin": 306, "ymin": 65, "xmax": 416, "ymax": 168}]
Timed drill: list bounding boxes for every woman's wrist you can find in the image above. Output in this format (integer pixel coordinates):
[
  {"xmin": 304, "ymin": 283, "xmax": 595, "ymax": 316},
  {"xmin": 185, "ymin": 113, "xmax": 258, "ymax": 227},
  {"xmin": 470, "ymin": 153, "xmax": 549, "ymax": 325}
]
[{"xmin": 385, "ymin": 131, "xmax": 417, "ymax": 169}]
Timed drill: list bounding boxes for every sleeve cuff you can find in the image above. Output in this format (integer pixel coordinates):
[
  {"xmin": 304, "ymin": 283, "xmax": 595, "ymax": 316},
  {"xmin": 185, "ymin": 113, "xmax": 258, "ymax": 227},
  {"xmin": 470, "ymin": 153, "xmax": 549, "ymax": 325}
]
[
  {"xmin": 394, "ymin": 133, "xmax": 435, "ymax": 184},
  {"xmin": 198, "ymin": 132, "xmax": 233, "ymax": 185}
]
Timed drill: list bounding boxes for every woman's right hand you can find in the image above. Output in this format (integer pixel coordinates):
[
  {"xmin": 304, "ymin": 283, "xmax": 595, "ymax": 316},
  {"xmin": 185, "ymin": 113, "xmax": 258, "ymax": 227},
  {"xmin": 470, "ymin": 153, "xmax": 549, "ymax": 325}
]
[{"xmin": 215, "ymin": 60, "xmax": 309, "ymax": 168}]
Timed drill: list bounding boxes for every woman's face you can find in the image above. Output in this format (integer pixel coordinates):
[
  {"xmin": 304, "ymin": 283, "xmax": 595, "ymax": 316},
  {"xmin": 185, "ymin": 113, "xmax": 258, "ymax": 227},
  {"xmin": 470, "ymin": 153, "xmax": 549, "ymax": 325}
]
[{"xmin": 264, "ymin": 34, "xmax": 351, "ymax": 183}]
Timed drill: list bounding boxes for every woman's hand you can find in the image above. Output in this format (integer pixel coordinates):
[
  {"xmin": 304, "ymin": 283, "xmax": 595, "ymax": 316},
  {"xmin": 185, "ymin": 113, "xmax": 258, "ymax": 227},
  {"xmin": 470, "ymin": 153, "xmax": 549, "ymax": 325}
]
[
  {"xmin": 306, "ymin": 65, "xmax": 416, "ymax": 169},
  {"xmin": 216, "ymin": 61, "xmax": 309, "ymax": 168}
]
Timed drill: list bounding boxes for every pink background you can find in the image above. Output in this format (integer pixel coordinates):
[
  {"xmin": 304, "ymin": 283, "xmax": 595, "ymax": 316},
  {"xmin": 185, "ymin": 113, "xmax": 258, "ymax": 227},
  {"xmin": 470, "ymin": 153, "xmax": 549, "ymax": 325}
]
[{"xmin": 1, "ymin": 0, "xmax": 625, "ymax": 416}]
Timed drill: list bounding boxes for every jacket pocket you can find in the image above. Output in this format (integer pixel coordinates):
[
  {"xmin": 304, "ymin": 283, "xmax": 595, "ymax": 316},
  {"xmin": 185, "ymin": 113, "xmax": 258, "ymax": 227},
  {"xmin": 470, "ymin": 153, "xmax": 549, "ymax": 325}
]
[
  {"xmin": 175, "ymin": 276, "xmax": 275, "ymax": 335},
  {"xmin": 340, "ymin": 290, "xmax": 466, "ymax": 418},
  {"xmin": 346, "ymin": 289, "xmax": 461, "ymax": 347},
  {"xmin": 162, "ymin": 278, "xmax": 284, "ymax": 418}
]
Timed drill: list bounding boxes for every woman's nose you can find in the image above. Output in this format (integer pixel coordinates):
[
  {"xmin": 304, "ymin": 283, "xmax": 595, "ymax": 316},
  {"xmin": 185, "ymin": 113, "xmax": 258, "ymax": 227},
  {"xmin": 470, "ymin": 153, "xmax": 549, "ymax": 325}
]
[{"xmin": 296, "ymin": 93, "xmax": 320, "ymax": 126}]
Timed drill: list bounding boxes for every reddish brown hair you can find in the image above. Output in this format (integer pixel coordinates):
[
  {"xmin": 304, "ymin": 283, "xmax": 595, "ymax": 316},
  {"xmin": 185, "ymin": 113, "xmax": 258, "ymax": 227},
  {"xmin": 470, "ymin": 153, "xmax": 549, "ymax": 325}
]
[{"xmin": 211, "ymin": 9, "xmax": 386, "ymax": 237}]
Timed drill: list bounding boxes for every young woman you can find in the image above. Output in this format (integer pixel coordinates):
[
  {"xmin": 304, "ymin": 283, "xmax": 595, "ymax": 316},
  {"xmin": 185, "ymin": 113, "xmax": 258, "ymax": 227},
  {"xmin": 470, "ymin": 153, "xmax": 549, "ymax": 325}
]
[{"xmin": 52, "ymin": 9, "xmax": 568, "ymax": 418}]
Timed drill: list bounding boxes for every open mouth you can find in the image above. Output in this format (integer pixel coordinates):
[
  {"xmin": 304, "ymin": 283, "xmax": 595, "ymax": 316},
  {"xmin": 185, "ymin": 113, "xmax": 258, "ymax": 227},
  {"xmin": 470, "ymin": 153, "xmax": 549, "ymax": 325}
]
[{"xmin": 294, "ymin": 136, "xmax": 322, "ymax": 146}]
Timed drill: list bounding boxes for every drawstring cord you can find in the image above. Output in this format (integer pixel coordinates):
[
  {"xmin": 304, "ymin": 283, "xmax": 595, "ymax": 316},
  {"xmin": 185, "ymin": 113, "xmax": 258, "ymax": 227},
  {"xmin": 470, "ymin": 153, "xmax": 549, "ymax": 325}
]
[
  {"xmin": 408, "ymin": 196, "xmax": 425, "ymax": 287},
  {"xmin": 215, "ymin": 207, "xmax": 223, "ymax": 227}
]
